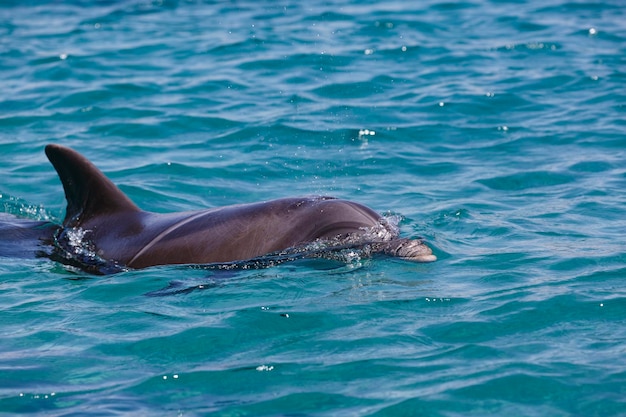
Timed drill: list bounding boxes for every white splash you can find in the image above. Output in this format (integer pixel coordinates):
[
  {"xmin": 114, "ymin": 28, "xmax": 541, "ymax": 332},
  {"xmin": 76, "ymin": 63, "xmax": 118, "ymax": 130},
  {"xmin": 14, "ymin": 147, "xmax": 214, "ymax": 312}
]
[{"xmin": 65, "ymin": 228, "xmax": 90, "ymax": 252}]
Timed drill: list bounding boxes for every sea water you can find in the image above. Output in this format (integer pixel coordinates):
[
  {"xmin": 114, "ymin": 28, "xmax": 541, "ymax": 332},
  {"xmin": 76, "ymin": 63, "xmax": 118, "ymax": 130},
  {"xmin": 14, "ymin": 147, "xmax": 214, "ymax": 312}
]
[{"xmin": 1, "ymin": 0, "xmax": 625, "ymax": 415}]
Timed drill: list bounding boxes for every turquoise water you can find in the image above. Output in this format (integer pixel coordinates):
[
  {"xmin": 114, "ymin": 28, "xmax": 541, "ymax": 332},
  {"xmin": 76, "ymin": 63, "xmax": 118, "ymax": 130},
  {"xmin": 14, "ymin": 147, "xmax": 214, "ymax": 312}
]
[{"xmin": 1, "ymin": 0, "xmax": 625, "ymax": 415}]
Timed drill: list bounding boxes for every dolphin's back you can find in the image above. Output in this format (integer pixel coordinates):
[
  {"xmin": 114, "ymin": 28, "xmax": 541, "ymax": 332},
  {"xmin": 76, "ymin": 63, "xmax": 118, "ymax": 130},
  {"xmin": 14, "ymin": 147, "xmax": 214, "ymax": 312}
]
[{"xmin": 121, "ymin": 197, "xmax": 384, "ymax": 268}]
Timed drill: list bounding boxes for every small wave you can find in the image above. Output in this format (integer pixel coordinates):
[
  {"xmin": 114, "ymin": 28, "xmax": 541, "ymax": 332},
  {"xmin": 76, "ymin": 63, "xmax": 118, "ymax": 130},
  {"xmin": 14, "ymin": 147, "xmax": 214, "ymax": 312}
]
[{"xmin": 0, "ymin": 193, "xmax": 54, "ymax": 221}]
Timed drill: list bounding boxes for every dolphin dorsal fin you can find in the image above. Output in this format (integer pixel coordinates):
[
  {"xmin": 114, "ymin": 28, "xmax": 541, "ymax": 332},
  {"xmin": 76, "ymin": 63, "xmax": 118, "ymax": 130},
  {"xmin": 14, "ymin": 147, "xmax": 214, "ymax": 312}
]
[{"xmin": 45, "ymin": 144, "xmax": 140, "ymax": 227}]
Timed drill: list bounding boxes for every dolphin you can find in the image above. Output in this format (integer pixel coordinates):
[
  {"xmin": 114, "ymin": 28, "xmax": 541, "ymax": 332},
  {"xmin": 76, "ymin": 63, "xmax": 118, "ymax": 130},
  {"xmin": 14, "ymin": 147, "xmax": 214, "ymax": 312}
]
[
  {"xmin": 0, "ymin": 213, "xmax": 59, "ymax": 259},
  {"xmin": 2, "ymin": 144, "xmax": 436, "ymax": 273}
]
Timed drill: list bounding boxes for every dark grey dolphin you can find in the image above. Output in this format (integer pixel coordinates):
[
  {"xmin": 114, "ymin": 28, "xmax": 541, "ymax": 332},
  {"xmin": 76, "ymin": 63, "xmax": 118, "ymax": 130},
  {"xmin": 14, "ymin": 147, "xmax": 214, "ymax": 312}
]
[
  {"xmin": 3, "ymin": 144, "xmax": 436, "ymax": 272},
  {"xmin": 0, "ymin": 213, "xmax": 59, "ymax": 259}
]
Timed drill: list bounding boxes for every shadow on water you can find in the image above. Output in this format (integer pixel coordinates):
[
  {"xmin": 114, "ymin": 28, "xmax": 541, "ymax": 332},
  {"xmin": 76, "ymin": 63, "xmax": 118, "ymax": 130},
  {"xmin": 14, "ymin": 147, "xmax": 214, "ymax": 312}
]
[{"xmin": 144, "ymin": 255, "xmax": 361, "ymax": 297}]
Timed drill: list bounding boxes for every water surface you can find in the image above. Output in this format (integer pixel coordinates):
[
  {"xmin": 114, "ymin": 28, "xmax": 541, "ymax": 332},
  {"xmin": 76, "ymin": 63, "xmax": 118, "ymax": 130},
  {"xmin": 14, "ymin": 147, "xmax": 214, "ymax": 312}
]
[{"xmin": 1, "ymin": 0, "xmax": 625, "ymax": 415}]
